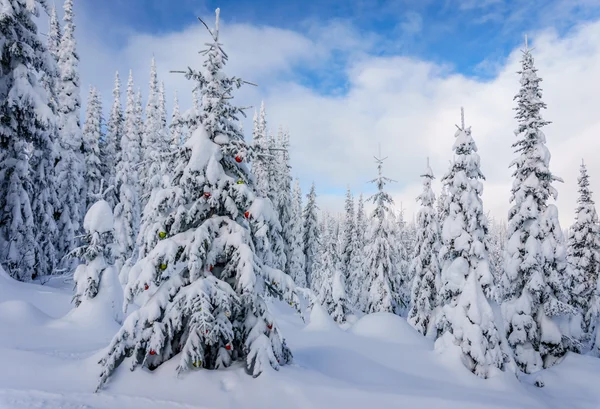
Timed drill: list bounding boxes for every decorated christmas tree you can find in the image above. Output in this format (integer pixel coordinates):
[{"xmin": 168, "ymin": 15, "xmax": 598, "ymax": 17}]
[{"xmin": 96, "ymin": 9, "xmax": 297, "ymax": 391}]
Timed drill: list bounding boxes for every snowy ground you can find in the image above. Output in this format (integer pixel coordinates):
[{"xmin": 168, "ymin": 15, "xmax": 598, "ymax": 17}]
[{"xmin": 0, "ymin": 270, "xmax": 598, "ymax": 409}]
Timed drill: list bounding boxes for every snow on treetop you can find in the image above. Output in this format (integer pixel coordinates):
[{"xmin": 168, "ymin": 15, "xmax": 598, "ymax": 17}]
[{"xmin": 83, "ymin": 200, "xmax": 114, "ymax": 234}]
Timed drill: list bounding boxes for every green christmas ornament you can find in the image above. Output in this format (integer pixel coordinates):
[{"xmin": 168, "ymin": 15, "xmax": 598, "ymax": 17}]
[
  {"xmin": 236, "ymin": 179, "xmax": 245, "ymax": 185},
  {"xmin": 158, "ymin": 231, "xmax": 167, "ymax": 239},
  {"xmin": 159, "ymin": 263, "xmax": 168, "ymax": 271}
]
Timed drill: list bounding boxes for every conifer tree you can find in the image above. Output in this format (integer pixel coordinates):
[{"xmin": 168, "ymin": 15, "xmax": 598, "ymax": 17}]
[
  {"xmin": 361, "ymin": 155, "xmax": 400, "ymax": 314},
  {"xmin": 340, "ymin": 188, "xmax": 355, "ymax": 286},
  {"xmin": 102, "ymin": 71, "xmax": 124, "ymax": 208},
  {"xmin": 82, "ymin": 87, "xmax": 104, "ymax": 211},
  {"xmin": 0, "ymin": 0, "xmax": 56, "ymax": 279},
  {"xmin": 140, "ymin": 57, "xmax": 168, "ymax": 206},
  {"xmin": 55, "ymin": 0, "xmax": 85, "ymax": 263},
  {"xmin": 314, "ymin": 214, "xmax": 348, "ymax": 323},
  {"xmin": 71, "ymin": 199, "xmax": 122, "ymax": 320},
  {"xmin": 437, "ymin": 185, "xmax": 449, "ymax": 226},
  {"xmin": 170, "ymin": 91, "xmax": 185, "ymax": 147},
  {"xmin": 252, "ymin": 102, "xmax": 272, "ymax": 199},
  {"xmin": 303, "ymin": 183, "xmax": 319, "ymax": 286},
  {"xmin": 288, "ymin": 180, "xmax": 307, "ymax": 287},
  {"xmin": 349, "ymin": 193, "xmax": 367, "ymax": 309},
  {"xmin": 567, "ymin": 161, "xmax": 600, "ymax": 340},
  {"xmin": 408, "ymin": 159, "xmax": 442, "ymax": 337},
  {"xmin": 47, "ymin": 3, "xmax": 61, "ymax": 60},
  {"xmin": 274, "ymin": 128, "xmax": 293, "ymax": 274},
  {"xmin": 501, "ymin": 42, "xmax": 573, "ymax": 373},
  {"xmin": 437, "ymin": 110, "xmax": 504, "ymax": 378},
  {"xmin": 114, "ymin": 71, "xmax": 142, "ymax": 270},
  {"xmin": 97, "ymin": 10, "xmax": 297, "ymax": 390}
]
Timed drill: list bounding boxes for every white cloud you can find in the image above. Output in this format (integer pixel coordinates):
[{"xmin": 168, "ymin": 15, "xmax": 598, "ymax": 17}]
[{"xmin": 74, "ymin": 6, "xmax": 600, "ymax": 227}]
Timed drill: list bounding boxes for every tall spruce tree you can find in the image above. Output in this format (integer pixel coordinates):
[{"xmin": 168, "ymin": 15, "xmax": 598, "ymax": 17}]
[
  {"xmin": 501, "ymin": 41, "xmax": 573, "ymax": 373},
  {"xmin": 55, "ymin": 0, "xmax": 85, "ymax": 264},
  {"xmin": 313, "ymin": 214, "xmax": 348, "ymax": 323},
  {"xmin": 303, "ymin": 183, "xmax": 319, "ymax": 287},
  {"xmin": 102, "ymin": 71, "xmax": 124, "ymax": 208},
  {"xmin": 408, "ymin": 159, "xmax": 442, "ymax": 337},
  {"xmin": 288, "ymin": 179, "xmax": 307, "ymax": 287},
  {"xmin": 170, "ymin": 91, "xmax": 185, "ymax": 147},
  {"xmin": 349, "ymin": 193, "xmax": 367, "ymax": 310},
  {"xmin": 437, "ymin": 110, "xmax": 504, "ymax": 378},
  {"xmin": 340, "ymin": 188, "xmax": 355, "ymax": 290},
  {"xmin": 567, "ymin": 161, "xmax": 600, "ymax": 340},
  {"xmin": 252, "ymin": 102, "xmax": 272, "ymax": 199},
  {"xmin": 82, "ymin": 86, "xmax": 104, "ymax": 211},
  {"xmin": 140, "ymin": 57, "xmax": 168, "ymax": 206},
  {"xmin": 0, "ymin": 0, "xmax": 57, "ymax": 279},
  {"xmin": 361, "ymin": 155, "xmax": 400, "ymax": 314},
  {"xmin": 114, "ymin": 71, "xmax": 142, "ymax": 271},
  {"xmin": 97, "ymin": 10, "xmax": 297, "ymax": 390},
  {"xmin": 274, "ymin": 128, "xmax": 293, "ymax": 275}
]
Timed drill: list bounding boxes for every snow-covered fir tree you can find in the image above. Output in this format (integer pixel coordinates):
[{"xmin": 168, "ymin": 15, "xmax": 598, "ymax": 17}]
[
  {"xmin": 140, "ymin": 57, "xmax": 168, "ymax": 206},
  {"xmin": 0, "ymin": 0, "xmax": 57, "ymax": 280},
  {"xmin": 348, "ymin": 193, "xmax": 367, "ymax": 310},
  {"xmin": 274, "ymin": 128, "xmax": 294, "ymax": 275},
  {"xmin": 102, "ymin": 71, "xmax": 124, "ymax": 208},
  {"xmin": 170, "ymin": 91, "xmax": 185, "ymax": 147},
  {"xmin": 114, "ymin": 71, "xmax": 142, "ymax": 271},
  {"xmin": 47, "ymin": 3, "xmax": 61, "ymax": 61},
  {"xmin": 313, "ymin": 214, "xmax": 348, "ymax": 323},
  {"xmin": 303, "ymin": 183, "xmax": 319, "ymax": 287},
  {"xmin": 408, "ymin": 159, "xmax": 442, "ymax": 337},
  {"xmin": 55, "ymin": 0, "xmax": 85, "ymax": 264},
  {"xmin": 393, "ymin": 207, "xmax": 411, "ymax": 311},
  {"xmin": 339, "ymin": 188, "xmax": 355, "ymax": 292},
  {"xmin": 567, "ymin": 161, "xmax": 600, "ymax": 341},
  {"xmin": 501, "ymin": 43, "xmax": 573, "ymax": 373},
  {"xmin": 252, "ymin": 102, "xmax": 273, "ymax": 199},
  {"xmin": 437, "ymin": 111, "xmax": 504, "ymax": 378},
  {"xmin": 82, "ymin": 87, "xmax": 104, "ymax": 211},
  {"xmin": 71, "ymin": 200, "xmax": 119, "ymax": 309},
  {"xmin": 437, "ymin": 185, "xmax": 450, "ymax": 226},
  {"xmin": 288, "ymin": 180, "xmax": 307, "ymax": 287},
  {"xmin": 487, "ymin": 217, "xmax": 507, "ymax": 300},
  {"xmin": 97, "ymin": 10, "xmax": 297, "ymax": 391},
  {"xmin": 361, "ymin": 155, "xmax": 401, "ymax": 314}
]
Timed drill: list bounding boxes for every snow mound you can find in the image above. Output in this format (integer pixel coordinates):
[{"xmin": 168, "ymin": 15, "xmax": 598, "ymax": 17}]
[
  {"xmin": 0, "ymin": 299, "xmax": 50, "ymax": 325},
  {"xmin": 83, "ymin": 200, "xmax": 113, "ymax": 233},
  {"xmin": 349, "ymin": 312, "xmax": 426, "ymax": 346},
  {"xmin": 57, "ymin": 267, "xmax": 123, "ymax": 329},
  {"xmin": 304, "ymin": 303, "xmax": 340, "ymax": 332}
]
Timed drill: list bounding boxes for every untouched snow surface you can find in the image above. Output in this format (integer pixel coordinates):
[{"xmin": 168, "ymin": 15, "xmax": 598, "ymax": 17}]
[{"xmin": 0, "ymin": 269, "xmax": 598, "ymax": 409}]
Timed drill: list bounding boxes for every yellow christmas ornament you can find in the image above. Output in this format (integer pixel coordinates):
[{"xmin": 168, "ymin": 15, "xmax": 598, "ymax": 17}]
[
  {"xmin": 159, "ymin": 263, "xmax": 168, "ymax": 271},
  {"xmin": 158, "ymin": 231, "xmax": 167, "ymax": 239},
  {"xmin": 236, "ymin": 179, "xmax": 245, "ymax": 185},
  {"xmin": 192, "ymin": 360, "xmax": 202, "ymax": 368}
]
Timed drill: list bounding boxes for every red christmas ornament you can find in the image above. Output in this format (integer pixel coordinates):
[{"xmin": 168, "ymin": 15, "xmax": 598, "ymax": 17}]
[
  {"xmin": 205, "ymin": 329, "xmax": 209, "ymax": 334},
  {"xmin": 204, "ymin": 192, "xmax": 211, "ymax": 198},
  {"xmin": 225, "ymin": 343, "xmax": 232, "ymax": 351},
  {"xmin": 209, "ymin": 265, "xmax": 214, "ymax": 272},
  {"xmin": 149, "ymin": 349, "xmax": 156, "ymax": 356},
  {"xmin": 244, "ymin": 211, "xmax": 250, "ymax": 219},
  {"xmin": 144, "ymin": 284, "xmax": 149, "ymax": 291},
  {"xmin": 267, "ymin": 323, "xmax": 273, "ymax": 330},
  {"xmin": 235, "ymin": 155, "xmax": 242, "ymax": 163}
]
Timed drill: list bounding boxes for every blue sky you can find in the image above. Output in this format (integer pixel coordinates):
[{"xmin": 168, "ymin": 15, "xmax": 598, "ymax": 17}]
[
  {"xmin": 83, "ymin": 0, "xmax": 600, "ymax": 86},
  {"xmin": 70, "ymin": 0, "xmax": 600, "ymax": 222}
]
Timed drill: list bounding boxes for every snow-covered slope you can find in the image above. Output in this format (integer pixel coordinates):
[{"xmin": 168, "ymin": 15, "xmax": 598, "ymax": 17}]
[{"xmin": 0, "ymin": 268, "xmax": 598, "ymax": 409}]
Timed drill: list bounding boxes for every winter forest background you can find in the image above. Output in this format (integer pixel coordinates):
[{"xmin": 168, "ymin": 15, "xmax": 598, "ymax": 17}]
[{"xmin": 1, "ymin": 0, "xmax": 600, "ymax": 408}]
